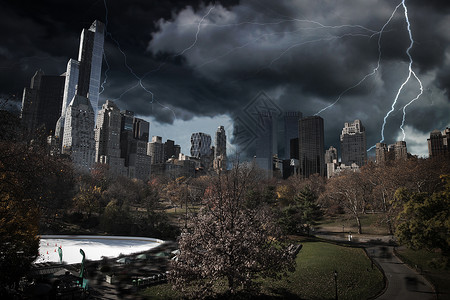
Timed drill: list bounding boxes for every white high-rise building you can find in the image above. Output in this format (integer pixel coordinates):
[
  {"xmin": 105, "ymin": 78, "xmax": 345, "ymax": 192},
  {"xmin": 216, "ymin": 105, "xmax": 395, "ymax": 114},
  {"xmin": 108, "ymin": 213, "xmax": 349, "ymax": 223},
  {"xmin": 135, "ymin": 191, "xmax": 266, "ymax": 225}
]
[
  {"xmin": 55, "ymin": 59, "xmax": 79, "ymax": 139},
  {"xmin": 56, "ymin": 21, "xmax": 104, "ymax": 143},
  {"xmin": 62, "ymin": 95, "xmax": 96, "ymax": 171}
]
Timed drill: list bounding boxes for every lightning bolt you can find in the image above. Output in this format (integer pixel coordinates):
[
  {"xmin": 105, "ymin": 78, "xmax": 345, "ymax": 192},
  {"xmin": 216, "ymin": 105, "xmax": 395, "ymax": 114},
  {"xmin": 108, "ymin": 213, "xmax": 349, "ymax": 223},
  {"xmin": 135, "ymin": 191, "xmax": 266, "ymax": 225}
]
[
  {"xmin": 101, "ymin": 0, "xmax": 176, "ymax": 120},
  {"xmin": 399, "ymin": 0, "xmax": 423, "ymax": 141},
  {"xmin": 315, "ymin": 3, "xmax": 402, "ymax": 116},
  {"xmin": 177, "ymin": 5, "xmax": 215, "ymax": 57},
  {"xmin": 368, "ymin": 0, "xmax": 423, "ymax": 150},
  {"xmin": 99, "ymin": 51, "xmax": 110, "ymax": 95}
]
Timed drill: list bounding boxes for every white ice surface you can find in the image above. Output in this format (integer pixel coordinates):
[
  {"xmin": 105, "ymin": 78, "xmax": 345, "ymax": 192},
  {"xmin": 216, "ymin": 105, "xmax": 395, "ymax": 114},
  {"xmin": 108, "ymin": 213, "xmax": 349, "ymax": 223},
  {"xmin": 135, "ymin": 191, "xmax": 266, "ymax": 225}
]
[{"xmin": 35, "ymin": 235, "xmax": 163, "ymax": 264}]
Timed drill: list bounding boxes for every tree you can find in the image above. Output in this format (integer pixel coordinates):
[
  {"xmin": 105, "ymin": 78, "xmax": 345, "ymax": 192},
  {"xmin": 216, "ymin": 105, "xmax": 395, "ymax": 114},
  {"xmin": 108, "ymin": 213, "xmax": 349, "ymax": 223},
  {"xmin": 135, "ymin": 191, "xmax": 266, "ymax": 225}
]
[
  {"xmin": 72, "ymin": 185, "xmax": 102, "ymax": 219},
  {"xmin": 0, "ymin": 112, "xmax": 59, "ymax": 287},
  {"xmin": 321, "ymin": 171, "xmax": 371, "ymax": 234},
  {"xmin": 395, "ymin": 175, "xmax": 450, "ymax": 257},
  {"xmin": 278, "ymin": 187, "xmax": 322, "ymax": 235},
  {"xmin": 169, "ymin": 164, "xmax": 296, "ymax": 298}
]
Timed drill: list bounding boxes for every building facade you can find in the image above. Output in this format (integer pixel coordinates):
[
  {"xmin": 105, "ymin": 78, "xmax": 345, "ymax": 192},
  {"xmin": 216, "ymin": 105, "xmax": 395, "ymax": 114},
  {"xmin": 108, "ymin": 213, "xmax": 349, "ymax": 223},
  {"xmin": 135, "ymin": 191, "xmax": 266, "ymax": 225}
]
[
  {"xmin": 191, "ymin": 132, "xmax": 213, "ymax": 171},
  {"xmin": 214, "ymin": 126, "xmax": 227, "ymax": 172},
  {"xmin": 428, "ymin": 128, "xmax": 450, "ymax": 158},
  {"xmin": 56, "ymin": 20, "xmax": 104, "ymax": 143},
  {"xmin": 21, "ymin": 69, "xmax": 65, "ymax": 136},
  {"xmin": 376, "ymin": 141, "xmax": 408, "ymax": 163},
  {"xmin": 325, "ymin": 146, "xmax": 338, "ymax": 164},
  {"xmin": 148, "ymin": 136, "xmax": 165, "ymax": 164},
  {"xmin": 254, "ymin": 112, "xmax": 274, "ymax": 176},
  {"xmin": 284, "ymin": 111, "xmax": 302, "ymax": 159},
  {"xmin": 61, "ymin": 95, "xmax": 96, "ymax": 171},
  {"xmin": 340, "ymin": 119, "xmax": 367, "ymax": 167},
  {"xmin": 95, "ymin": 100, "xmax": 126, "ymax": 176},
  {"xmin": 298, "ymin": 116, "xmax": 325, "ymax": 177}
]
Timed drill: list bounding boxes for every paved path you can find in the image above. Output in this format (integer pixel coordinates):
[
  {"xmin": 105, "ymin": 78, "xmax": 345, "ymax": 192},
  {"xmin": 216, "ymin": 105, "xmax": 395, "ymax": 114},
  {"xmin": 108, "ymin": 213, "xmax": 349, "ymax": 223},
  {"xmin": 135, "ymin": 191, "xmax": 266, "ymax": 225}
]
[
  {"xmin": 367, "ymin": 246, "xmax": 435, "ymax": 300},
  {"xmin": 316, "ymin": 232, "xmax": 436, "ymax": 300}
]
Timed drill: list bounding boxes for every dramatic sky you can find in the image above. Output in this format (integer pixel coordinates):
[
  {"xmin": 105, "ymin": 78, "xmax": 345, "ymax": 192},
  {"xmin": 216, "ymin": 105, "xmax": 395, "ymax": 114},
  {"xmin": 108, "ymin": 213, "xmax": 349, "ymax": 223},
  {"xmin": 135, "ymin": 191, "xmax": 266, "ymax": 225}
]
[{"xmin": 1, "ymin": 0, "xmax": 449, "ymax": 158}]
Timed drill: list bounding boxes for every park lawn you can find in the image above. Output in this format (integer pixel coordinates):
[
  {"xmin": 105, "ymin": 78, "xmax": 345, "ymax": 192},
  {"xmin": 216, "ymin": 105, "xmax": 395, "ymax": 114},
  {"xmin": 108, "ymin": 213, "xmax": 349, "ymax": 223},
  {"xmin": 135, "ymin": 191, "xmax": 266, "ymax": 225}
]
[
  {"xmin": 395, "ymin": 247, "xmax": 450, "ymax": 298},
  {"xmin": 317, "ymin": 214, "xmax": 390, "ymax": 235},
  {"xmin": 141, "ymin": 240, "xmax": 384, "ymax": 299}
]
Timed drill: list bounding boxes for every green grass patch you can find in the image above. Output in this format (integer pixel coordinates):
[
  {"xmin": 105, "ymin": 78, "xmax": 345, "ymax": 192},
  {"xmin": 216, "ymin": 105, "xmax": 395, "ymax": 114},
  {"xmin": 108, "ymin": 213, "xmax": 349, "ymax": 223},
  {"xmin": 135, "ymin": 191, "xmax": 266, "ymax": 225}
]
[
  {"xmin": 395, "ymin": 247, "xmax": 450, "ymax": 297},
  {"xmin": 141, "ymin": 240, "xmax": 384, "ymax": 299}
]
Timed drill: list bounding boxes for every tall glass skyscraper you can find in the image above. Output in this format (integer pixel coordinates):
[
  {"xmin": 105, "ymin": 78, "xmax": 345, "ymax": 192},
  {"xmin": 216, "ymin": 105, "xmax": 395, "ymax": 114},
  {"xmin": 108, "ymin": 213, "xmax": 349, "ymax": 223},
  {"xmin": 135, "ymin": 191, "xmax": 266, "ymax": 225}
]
[
  {"xmin": 298, "ymin": 116, "xmax": 325, "ymax": 177},
  {"xmin": 56, "ymin": 20, "xmax": 105, "ymax": 140},
  {"xmin": 77, "ymin": 20, "xmax": 105, "ymax": 117}
]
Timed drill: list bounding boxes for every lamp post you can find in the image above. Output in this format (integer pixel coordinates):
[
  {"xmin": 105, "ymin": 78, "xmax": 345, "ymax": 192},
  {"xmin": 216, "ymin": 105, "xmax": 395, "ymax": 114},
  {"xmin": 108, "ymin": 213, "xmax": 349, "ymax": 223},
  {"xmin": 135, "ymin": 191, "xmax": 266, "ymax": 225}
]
[{"xmin": 334, "ymin": 270, "xmax": 338, "ymax": 300}]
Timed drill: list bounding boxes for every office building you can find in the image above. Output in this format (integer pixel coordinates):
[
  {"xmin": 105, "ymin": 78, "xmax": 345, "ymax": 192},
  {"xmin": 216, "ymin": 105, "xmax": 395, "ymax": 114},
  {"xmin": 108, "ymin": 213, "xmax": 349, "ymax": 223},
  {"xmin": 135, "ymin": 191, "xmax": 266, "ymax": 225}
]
[
  {"xmin": 428, "ymin": 128, "xmax": 450, "ymax": 158},
  {"xmin": 325, "ymin": 146, "xmax": 338, "ymax": 164},
  {"xmin": 164, "ymin": 139, "xmax": 181, "ymax": 162},
  {"xmin": 214, "ymin": 126, "xmax": 227, "ymax": 172},
  {"xmin": 376, "ymin": 141, "xmax": 409, "ymax": 163},
  {"xmin": 61, "ymin": 94, "xmax": 96, "ymax": 171},
  {"xmin": 95, "ymin": 100, "xmax": 126, "ymax": 176},
  {"xmin": 191, "ymin": 132, "xmax": 213, "ymax": 170},
  {"xmin": 56, "ymin": 20, "xmax": 105, "ymax": 142},
  {"xmin": 254, "ymin": 112, "xmax": 275, "ymax": 176},
  {"xmin": 148, "ymin": 136, "xmax": 165, "ymax": 164},
  {"xmin": 284, "ymin": 111, "xmax": 302, "ymax": 159},
  {"xmin": 299, "ymin": 116, "xmax": 325, "ymax": 177},
  {"xmin": 119, "ymin": 111, "xmax": 151, "ymax": 181},
  {"xmin": 21, "ymin": 69, "xmax": 65, "ymax": 135},
  {"xmin": 340, "ymin": 120, "xmax": 367, "ymax": 167}
]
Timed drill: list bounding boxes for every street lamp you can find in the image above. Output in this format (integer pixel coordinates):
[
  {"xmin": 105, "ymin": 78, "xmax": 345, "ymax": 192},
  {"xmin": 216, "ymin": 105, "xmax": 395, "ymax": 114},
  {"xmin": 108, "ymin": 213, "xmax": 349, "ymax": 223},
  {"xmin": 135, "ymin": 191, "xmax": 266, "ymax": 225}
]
[{"xmin": 334, "ymin": 270, "xmax": 338, "ymax": 300}]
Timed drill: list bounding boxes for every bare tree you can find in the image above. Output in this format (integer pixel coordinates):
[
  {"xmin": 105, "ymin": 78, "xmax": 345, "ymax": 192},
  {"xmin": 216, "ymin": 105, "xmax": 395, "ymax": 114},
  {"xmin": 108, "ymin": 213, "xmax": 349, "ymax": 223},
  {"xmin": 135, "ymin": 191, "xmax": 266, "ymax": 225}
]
[
  {"xmin": 321, "ymin": 171, "xmax": 371, "ymax": 234},
  {"xmin": 169, "ymin": 163, "xmax": 296, "ymax": 298}
]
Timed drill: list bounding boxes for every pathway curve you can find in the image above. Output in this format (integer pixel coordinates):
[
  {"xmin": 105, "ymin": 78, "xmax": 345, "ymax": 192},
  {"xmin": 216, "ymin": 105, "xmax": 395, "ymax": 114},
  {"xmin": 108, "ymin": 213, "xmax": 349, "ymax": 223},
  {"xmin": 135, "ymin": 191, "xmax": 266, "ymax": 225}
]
[
  {"xmin": 315, "ymin": 232, "xmax": 436, "ymax": 300},
  {"xmin": 367, "ymin": 245, "xmax": 434, "ymax": 300}
]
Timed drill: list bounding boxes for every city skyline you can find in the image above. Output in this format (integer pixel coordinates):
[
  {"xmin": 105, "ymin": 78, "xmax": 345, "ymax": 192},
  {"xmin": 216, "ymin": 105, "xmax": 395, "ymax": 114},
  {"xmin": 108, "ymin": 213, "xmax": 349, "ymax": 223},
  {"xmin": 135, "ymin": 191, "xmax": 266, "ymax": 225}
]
[{"xmin": 1, "ymin": 1, "xmax": 449, "ymax": 157}]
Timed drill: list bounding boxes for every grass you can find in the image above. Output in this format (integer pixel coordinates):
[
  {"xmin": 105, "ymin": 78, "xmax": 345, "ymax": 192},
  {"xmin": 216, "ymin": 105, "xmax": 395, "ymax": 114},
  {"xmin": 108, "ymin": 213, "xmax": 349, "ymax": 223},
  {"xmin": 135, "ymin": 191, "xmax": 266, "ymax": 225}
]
[
  {"xmin": 140, "ymin": 239, "xmax": 384, "ymax": 299},
  {"xmin": 317, "ymin": 213, "xmax": 390, "ymax": 235},
  {"xmin": 395, "ymin": 247, "xmax": 450, "ymax": 298}
]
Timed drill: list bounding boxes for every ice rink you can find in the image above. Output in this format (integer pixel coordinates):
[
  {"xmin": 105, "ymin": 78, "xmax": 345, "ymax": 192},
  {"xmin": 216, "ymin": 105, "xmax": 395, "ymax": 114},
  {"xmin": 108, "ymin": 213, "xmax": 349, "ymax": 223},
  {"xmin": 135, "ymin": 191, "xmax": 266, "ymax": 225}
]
[{"xmin": 35, "ymin": 235, "xmax": 163, "ymax": 264}]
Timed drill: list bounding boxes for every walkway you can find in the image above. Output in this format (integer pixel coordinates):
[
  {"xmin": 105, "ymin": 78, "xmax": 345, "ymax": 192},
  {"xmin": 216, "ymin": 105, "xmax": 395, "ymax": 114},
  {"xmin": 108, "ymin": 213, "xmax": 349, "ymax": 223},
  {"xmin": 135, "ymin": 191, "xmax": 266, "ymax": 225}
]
[
  {"xmin": 367, "ymin": 245, "xmax": 435, "ymax": 300},
  {"xmin": 315, "ymin": 232, "xmax": 436, "ymax": 300}
]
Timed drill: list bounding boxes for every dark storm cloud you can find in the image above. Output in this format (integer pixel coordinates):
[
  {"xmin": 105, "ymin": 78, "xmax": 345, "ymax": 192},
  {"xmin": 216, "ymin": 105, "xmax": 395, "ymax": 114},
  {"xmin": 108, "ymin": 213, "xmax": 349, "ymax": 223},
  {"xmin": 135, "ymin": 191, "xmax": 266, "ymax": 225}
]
[{"xmin": 0, "ymin": 0, "xmax": 449, "ymax": 156}]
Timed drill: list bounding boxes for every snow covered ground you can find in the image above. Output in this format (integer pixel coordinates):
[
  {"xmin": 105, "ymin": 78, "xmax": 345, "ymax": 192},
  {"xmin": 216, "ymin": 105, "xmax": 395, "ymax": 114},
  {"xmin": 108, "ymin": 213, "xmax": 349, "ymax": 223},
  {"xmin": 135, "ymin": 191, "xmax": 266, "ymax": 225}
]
[{"xmin": 35, "ymin": 235, "xmax": 163, "ymax": 264}]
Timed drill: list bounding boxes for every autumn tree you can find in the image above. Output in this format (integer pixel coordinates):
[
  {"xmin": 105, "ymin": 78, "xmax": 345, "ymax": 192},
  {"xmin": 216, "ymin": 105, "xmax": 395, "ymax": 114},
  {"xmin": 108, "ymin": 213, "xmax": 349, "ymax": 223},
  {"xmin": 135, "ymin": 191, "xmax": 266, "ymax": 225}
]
[
  {"xmin": 0, "ymin": 112, "xmax": 73, "ymax": 288},
  {"xmin": 169, "ymin": 163, "xmax": 296, "ymax": 298}
]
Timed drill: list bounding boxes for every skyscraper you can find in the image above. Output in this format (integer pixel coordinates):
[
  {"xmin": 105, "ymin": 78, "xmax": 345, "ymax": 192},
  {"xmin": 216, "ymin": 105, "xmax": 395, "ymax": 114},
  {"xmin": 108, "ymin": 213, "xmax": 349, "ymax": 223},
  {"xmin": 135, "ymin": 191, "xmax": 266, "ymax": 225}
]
[
  {"xmin": 428, "ymin": 128, "xmax": 450, "ymax": 158},
  {"xmin": 298, "ymin": 116, "xmax": 325, "ymax": 177},
  {"xmin": 56, "ymin": 20, "xmax": 105, "ymax": 141},
  {"xmin": 214, "ymin": 126, "xmax": 227, "ymax": 172},
  {"xmin": 61, "ymin": 94, "xmax": 96, "ymax": 171},
  {"xmin": 95, "ymin": 100, "xmax": 126, "ymax": 176},
  {"xmin": 21, "ymin": 69, "xmax": 65, "ymax": 135},
  {"xmin": 148, "ymin": 136, "xmax": 165, "ymax": 164},
  {"xmin": 340, "ymin": 119, "xmax": 367, "ymax": 167},
  {"xmin": 254, "ymin": 112, "xmax": 274, "ymax": 175},
  {"xmin": 284, "ymin": 111, "xmax": 302, "ymax": 159},
  {"xmin": 119, "ymin": 111, "xmax": 151, "ymax": 181},
  {"xmin": 325, "ymin": 146, "xmax": 338, "ymax": 164},
  {"xmin": 191, "ymin": 132, "xmax": 213, "ymax": 170}
]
